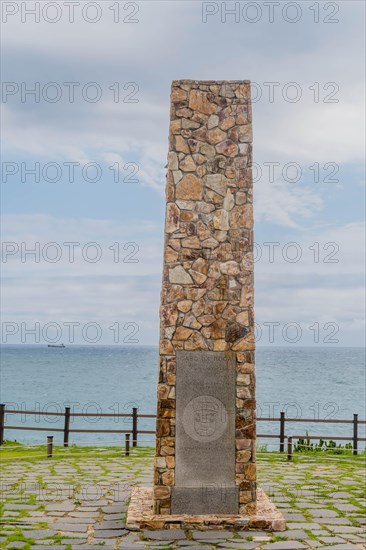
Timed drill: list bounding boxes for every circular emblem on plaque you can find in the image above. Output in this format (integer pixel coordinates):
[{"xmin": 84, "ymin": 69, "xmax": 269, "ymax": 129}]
[{"xmin": 182, "ymin": 395, "xmax": 228, "ymax": 442}]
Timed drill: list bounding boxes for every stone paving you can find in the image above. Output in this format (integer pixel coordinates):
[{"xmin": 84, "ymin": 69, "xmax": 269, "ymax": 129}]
[{"xmin": 0, "ymin": 448, "xmax": 365, "ymax": 550}]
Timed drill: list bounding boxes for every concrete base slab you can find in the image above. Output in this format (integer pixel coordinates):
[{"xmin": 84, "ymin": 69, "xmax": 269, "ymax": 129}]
[{"xmin": 126, "ymin": 487, "xmax": 286, "ymax": 532}]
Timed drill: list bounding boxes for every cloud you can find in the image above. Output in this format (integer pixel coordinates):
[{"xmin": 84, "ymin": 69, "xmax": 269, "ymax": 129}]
[
  {"xmin": 1, "ymin": 214, "xmax": 163, "ymax": 278},
  {"xmin": 253, "ymin": 221, "xmax": 366, "ymax": 344},
  {"xmin": 1, "ymin": 275, "xmax": 161, "ymax": 345},
  {"xmin": 255, "ymin": 180, "xmax": 323, "ymax": 228},
  {"xmin": 1, "ymin": 2, "xmax": 365, "ymax": 345},
  {"xmin": 1, "ymin": 215, "xmax": 365, "ymax": 346},
  {"xmin": 2, "ymin": 3, "xmax": 364, "ymax": 192},
  {"xmin": 254, "ymin": 90, "xmax": 365, "ymax": 165},
  {"xmin": 254, "ymin": 222, "xmax": 366, "ymax": 274}
]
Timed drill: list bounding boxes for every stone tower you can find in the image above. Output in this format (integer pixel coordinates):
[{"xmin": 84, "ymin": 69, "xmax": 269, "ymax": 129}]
[{"xmin": 153, "ymin": 80, "xmax": 256, "ymax": 516}]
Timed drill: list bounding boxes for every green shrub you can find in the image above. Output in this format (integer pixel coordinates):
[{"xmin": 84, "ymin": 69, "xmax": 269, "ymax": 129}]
[{"xmin": 294, "ymin": 432, "xmax": 354, "ymax": 454}]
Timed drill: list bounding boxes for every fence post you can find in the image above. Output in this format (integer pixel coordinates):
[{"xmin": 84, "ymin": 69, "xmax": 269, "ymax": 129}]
[
  {"xmin": 63, "ymin": 407, "xmax": 71, "ymax": 447},
  {"xmin": 47, "ymin": 436, "xmax": 53, "ymax": 458},
  {"xmin": 0, "ymin": 404, "xmax": 5, "ymax": 446},
  {"xmin": 353, "ymin": 414, "xmax": 358, "ymax": 456},
  {"xmin": 125, "ymin": 433, "xmax": 130, "ymax": 456},
  {"xmin": 279, "ymin": 411, "xmax": 285, "ymax": 452},
  {"xmin": 132, "ymin": 407, "xmax": 138, "ymax": 447},
  {"xmin": 287, "ymin": 436, "xmax": 293, "ymax": 461}
]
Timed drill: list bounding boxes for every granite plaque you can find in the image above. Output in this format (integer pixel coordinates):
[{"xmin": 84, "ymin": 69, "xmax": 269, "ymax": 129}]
[{"xmin": 172, "ymin": 351, "xmax": 238, "ymax": 514}]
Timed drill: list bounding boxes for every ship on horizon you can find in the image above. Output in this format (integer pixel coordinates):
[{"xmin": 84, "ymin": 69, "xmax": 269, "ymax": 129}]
[{"xmin": 47, "ymin": 343, "xmax": 65, "ymax": 348}]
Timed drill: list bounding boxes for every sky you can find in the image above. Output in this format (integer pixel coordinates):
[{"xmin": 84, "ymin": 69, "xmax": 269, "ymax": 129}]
[{"xmin": 1, "ymin": 0, "xmax": 365, "ymax": 347}]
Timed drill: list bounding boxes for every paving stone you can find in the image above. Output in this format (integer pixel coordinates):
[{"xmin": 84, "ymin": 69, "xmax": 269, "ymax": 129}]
[
  {"xmin": 253, "ymin": 536, "xmax": 273, "ymax": 543},
  {"xmin": 14, "ymin": 517, "xmax": 45, "ymax": 525},
  {"xmin": 60, "ymin": 538, "xmax": 86, "ymax": 544},
  {"xmin": 21, "ymin": 529, "xmax": 57, "ymax": 538},
  {"xmin": 286, "ymin": 523, "xmax": 322, "ymax": 530},
  {"xmin": 5, "ymin": 543, "xmax": 27, "ymax": 549},
  {"xmin": 312, "ymin": 530, "xmax": 336, "ymax": 537},
  {"xmin": 4, "ymin": 504, "xmax": 38, "ymax": 510},
  {"xmin": 145, "ymin": 545, "xmax": 175, "ymax": 549},
  {"xmin": 177, "ymin": 543, "xmax": 212, "ymax": 548},
  {"xmin": 353, "ymin": 539, "xmax": 366, "ymax": 546},
  {"xmin": 232, "ymin": 531, "xmax": 268, "ymax": 539},
  {"xmin": 327, "ymin": 526, "xmax": 365, "ymax": 533},
  {"xmin": 281, "ymin": 530, "xmax": 308, "ymax": 539},
  {"xmin": 118, "ymin": 545, "xmax": 146, "ymax": 549},
  {"xmin": 330, "ymin": 492, "xmax": 354, "ymax": 498},
  {"xmin": 53, "ymin": 523, "xmax": 89, "ymax": 532},
  {"xmin": 193, "ymin": 541, "xmax": 231, "ymax": 546},
  {"xmin": 317, "ymin": 518, "xmax": 351, "ymax": 525},
  {"xmin": 192, "ymin": 530, "xmax": 233, "ymax": 540},
  {"xmin": 284, "ymin": 513, "xmax": 307, "ymax": 521},
  {"xmin": 97, "ymin": 513, "xmax": 123, "ymax": 521},
  {"xmin": 119, "ymin": 534, "xmax": 144, "ymax": 544},
  {"xmin": 33, "ymin": 542, "xmax": 59, "ymax": 546},
  {"xmin": 219, "ymin": 543, "xmax": 257, "ymax": 549},
  {"xmin": 346, "ymin": 533, "xmax": 366, "ymax": 540},
  {"xmin": 94, "ymin": 520, "xmax": 126, "ymax": 530},
  {"xmin": 296, "ymin": 503, "xmax": 324, "ymax": 509},
  {"xmin": 78, "ymin": 500, "xmax": 107, "ymax": 507},
  {"xmin": 93, "ymin": 529, "xmax": 128, "ymax": 538},
  {"xmin": 310, "ymin": 509, "xmax": 339, "ymax": 518},
  {"xmin": 319, "ymin": 537, "xmax": 349, "ymax": 544},
  {"xmin": 143, "ymin": 529, "xmax": 187, "ymax": 540},
  {"xmin": 52, "ymin": 517, "xmax": 91, "ymax": 524},
  {"xmin": 101, "ymin": 505, "xmax": 126, "ymax": 514},
  {"xmin": 335, "ymin": 503, "xmax": 362, "ymax": 512},
  {"xmin": 45, "ymin": 503, "xmax": 75, "ymax": 512},
  {"xmin": 318, "ymin": 545, "xmax": 363, "ymax": 549},
  {"xmin": 263, "ymin": 542, "xmax": 308, "ymax": 549},
  {"xmin": 69, "ymin": 511, "xmax": 100, "ymax": 518}
]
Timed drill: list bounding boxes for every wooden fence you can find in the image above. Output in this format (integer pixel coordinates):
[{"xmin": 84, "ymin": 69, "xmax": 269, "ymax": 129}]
[{"xmin": 0, "ymin": 404, "xmax": 365, "ymax": 455}]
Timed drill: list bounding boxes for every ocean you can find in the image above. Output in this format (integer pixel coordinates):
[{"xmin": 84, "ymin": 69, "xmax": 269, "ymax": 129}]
[{"xmin": 1, "ymin": 345, "xmax": 365, "ymax": 449}]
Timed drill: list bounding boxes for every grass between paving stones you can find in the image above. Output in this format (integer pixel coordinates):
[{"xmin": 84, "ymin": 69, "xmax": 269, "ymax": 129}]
[
  {"xmin": 138, "ymin": 534, "xmax": 174, "ymax": 549},
  {"xmin": 0, "ymin": 444, "xmax": 152, "ymax": 547},
  {"xmin": 269, "ymin": 534, "xmax": 289, "ymax": 542},
  {"xmin": 47, "ymin": 534, "xmax": 69, "ymax": 545},
  {"xmin": 0, "ymin": 442, "xmax": 152, "ymax": 462},
  {"xmin": 1, "ymin": 529, "xmax": 35, "ymax": 549},
  {"xmin": 1, "ymin": 442, "xmax": 365, "ymax": 549},
  {"xmin": 303, "ymin": 528, "xmax": 318, "ymax": 541},
  {"xmin": 3, "ymin": 441, "xmax": 364, "ymax": 462},
  {"xmin": 0, "ymin": 441, "xmax": 154, "ymax": 510}
]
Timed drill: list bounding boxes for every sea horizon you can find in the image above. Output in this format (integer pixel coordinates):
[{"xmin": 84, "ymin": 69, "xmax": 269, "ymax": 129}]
[
  {"xmin": 1, "ymin": 345, "xmax": 365, "ymax": 447},
  {"xmin": 1, "ymin": 343, "xmax": 365, "ymax": 348}
]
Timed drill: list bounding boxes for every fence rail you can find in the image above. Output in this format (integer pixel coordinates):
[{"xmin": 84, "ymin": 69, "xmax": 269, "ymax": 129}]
[{"xmin": 0, "ymin": 404, "xmax": 365, "ymax": 455}]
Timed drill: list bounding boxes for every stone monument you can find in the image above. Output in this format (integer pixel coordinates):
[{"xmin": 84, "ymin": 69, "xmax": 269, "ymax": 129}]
[{"xmin": 127, "ymin": 80, "xmax": 285, "ymax": 531}]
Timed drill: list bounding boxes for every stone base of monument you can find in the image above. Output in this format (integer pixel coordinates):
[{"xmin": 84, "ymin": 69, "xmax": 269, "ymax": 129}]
[{"xmin": 126, "ymin": 487, "xmax": 286, "ymax": 531}]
